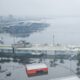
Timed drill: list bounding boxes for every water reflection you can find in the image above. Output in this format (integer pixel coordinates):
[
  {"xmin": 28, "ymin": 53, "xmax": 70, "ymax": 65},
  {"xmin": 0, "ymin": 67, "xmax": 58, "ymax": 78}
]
[
  {"xmin": 0, "ymin": 51, "xmax": 79, "ymax": 79},
  {"xmin": 76, "ymin": 52, "xmax": 80, "ymax": 78},
  {"xmin": 6, "ymin": 22, "xmax": 49, "ymax": 37},
  {"xmin": 1, "ymin": 17, "xmax": 80, "ymax": 45}
]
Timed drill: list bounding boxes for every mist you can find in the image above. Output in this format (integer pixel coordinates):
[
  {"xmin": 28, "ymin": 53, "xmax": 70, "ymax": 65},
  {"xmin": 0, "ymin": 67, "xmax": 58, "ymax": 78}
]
[{"xmin": 0, "ymin": 0, "xmax": 80, "ymax": 17}]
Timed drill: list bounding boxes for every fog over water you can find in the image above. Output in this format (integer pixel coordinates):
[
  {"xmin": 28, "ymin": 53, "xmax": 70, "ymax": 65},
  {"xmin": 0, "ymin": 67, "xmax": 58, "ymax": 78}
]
[
  {"xmin": 0, "ymin": 17, "xmax": 80, "ymax": 45},
  {"xmin": 0, "ymin": 0, "xmax": 80, "ymax": 45},
  {"xmin": 0, "ymin": 0, "xmax": 80, "ymax": 17}
]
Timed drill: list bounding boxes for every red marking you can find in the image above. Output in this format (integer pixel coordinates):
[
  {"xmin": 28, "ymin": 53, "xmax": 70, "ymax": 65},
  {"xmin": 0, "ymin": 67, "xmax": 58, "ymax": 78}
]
[{"xmin": 26, "ymin": 68, "xmax": 48, "ymax": 76}]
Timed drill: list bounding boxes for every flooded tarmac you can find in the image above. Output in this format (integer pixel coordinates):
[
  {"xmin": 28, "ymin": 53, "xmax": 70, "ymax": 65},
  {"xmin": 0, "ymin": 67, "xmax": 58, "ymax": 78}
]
[{"xmin": 0, "ymin": 59, "xmax": 79, "ymax": 80}]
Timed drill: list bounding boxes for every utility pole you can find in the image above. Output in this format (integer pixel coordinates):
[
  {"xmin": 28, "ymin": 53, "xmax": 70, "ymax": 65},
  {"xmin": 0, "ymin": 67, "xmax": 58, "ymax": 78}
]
[{"xmin": 53, "ymin": 33, "xmax": 55, "ymax": 46}]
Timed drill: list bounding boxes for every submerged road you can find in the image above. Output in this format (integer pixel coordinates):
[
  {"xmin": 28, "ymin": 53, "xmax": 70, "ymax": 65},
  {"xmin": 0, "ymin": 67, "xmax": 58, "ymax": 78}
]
[{"xmin": 0, "ymin": 60, "xmax": 78, "ymax": 80}]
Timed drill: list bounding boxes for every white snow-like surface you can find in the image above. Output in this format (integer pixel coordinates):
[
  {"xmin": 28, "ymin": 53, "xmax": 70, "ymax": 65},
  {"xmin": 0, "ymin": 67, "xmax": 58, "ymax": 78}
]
[
  {"xmin": 26, "ymin": 63, "xmax": 47, "ymax": 70},
  {"xmin": 50, "ymin": 76, "xmax": 80, "ymax": 80}
]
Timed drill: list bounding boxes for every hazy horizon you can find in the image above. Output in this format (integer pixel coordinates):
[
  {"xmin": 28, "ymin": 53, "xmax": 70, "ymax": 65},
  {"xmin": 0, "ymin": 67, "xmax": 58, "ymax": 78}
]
[{"xmin": 0, "ymin": 0, "xmax": 80, "ymax": 17}]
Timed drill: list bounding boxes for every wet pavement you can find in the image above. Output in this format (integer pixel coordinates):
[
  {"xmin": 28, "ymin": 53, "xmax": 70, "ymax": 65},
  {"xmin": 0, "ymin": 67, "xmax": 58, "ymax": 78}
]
[{"xmin": 0, "ymin": 59, "xmax": 79, "ymax": 80}]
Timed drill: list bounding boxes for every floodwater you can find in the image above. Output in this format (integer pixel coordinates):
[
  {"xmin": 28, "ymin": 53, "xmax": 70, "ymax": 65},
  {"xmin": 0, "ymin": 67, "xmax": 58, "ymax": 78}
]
[
  {"xmin": 0, "ymin": 59, "xmax": 79, "ymax": 80},
  {"xmin": 0, "ymin": 17, "xmax": 80, "ymax": 80},
  {"xmin": 0, "ymin": 17, "xmax": 80, "ymax": 45}
]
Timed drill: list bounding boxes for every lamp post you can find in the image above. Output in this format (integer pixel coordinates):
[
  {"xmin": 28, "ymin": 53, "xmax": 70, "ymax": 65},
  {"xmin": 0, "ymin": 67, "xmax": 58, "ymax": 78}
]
[{"xmin": 53, "ymin": 33, "xmax": 55, "ymax": 46}]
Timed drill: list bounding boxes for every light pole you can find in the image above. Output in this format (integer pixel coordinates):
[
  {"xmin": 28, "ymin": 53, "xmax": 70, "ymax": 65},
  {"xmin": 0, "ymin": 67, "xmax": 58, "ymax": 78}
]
[{"xmin": 53, "ymin": 33, "xmax": 55, "ymax": 46}]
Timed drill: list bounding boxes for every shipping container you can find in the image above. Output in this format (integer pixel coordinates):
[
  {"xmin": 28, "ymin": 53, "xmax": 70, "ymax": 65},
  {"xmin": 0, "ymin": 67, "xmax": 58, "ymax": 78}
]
[{"xmin": 26, "ymin": 63, "xmax": 48, "ymax": 76}]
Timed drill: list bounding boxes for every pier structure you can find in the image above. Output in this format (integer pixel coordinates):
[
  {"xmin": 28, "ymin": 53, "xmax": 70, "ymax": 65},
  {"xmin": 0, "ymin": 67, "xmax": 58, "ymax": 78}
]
[{"xmin": 0, "ymin": 44, "xmax": 80, "ymax": 53}]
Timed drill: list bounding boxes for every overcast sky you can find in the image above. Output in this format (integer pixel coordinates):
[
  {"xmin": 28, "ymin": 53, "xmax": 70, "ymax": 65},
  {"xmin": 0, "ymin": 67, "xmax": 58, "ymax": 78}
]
[{"xmin": 0, "ymin": 0, "xmax": 80, "ymax": 17}]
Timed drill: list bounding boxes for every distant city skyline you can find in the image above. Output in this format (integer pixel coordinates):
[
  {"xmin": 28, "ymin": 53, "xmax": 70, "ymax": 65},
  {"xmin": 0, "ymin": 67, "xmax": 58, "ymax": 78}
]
[{"xmin": 0, "ymin": 0, "xmax": 80, "ymax": 17}]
